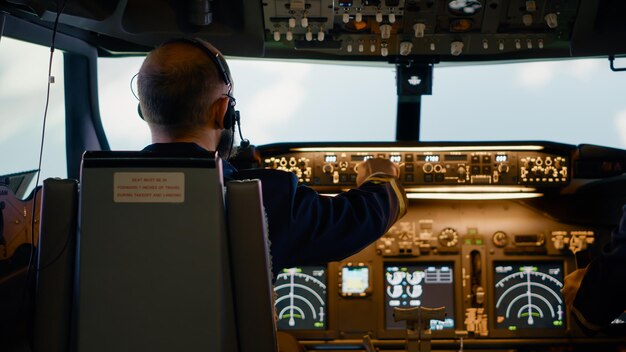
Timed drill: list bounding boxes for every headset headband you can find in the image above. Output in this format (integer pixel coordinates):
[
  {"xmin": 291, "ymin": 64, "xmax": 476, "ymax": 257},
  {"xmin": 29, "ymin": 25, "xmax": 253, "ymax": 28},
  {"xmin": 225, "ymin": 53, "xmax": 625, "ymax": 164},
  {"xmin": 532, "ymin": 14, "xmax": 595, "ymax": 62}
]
[{"xmin": 167, "ymin": 38, "xmax": 232, "ymax": 90}]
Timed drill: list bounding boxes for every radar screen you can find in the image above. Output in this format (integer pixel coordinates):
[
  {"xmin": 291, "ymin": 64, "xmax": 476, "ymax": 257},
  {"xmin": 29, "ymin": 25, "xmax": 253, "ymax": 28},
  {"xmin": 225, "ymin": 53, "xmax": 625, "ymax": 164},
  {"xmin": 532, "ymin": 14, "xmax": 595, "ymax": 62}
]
[
  {"xmin": 494, "ymin": 262, "xmax": 565, "ymax": 330},
  {"xmin": 274, "ymin": 266, "xmax": 327, "ymax": 330},
  {"xmin": 384, "ymin": 263, "xmax": 455, "ymax": 330}
]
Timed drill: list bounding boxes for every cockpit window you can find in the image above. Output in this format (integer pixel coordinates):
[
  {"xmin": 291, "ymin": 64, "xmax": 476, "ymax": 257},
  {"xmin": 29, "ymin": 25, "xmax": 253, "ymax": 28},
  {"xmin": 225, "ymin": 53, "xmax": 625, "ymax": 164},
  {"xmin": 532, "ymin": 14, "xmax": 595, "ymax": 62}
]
[
  {"xmin": 98, "ymin": 57, "xmax": 397, "ymax": 149},
  {"xmin": 421, "ymin": 58, "xmax": 626, "ymax": 149},
  {"xmin": 98, "ymin": 55, "xmax": 626, "ymax": 149},
  {"xmin": 0, "ymin": 37, "xmax": 66, "ymax": 183}
]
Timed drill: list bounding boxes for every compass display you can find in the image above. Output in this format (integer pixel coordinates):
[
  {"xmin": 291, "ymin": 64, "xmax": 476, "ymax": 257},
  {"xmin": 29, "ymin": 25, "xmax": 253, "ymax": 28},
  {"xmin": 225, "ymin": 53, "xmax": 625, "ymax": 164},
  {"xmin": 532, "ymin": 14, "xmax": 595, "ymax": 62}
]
[
  {"xmin": 494, "ymin": 262, "xmax": 565, "ymax": 330},
  {"xmin": 384, "ymin": 263, "xmax": 455, "ymax": 330},
  {"xmin": 274, "ymin": 266, "xmax": 327, "ymax": 330}
]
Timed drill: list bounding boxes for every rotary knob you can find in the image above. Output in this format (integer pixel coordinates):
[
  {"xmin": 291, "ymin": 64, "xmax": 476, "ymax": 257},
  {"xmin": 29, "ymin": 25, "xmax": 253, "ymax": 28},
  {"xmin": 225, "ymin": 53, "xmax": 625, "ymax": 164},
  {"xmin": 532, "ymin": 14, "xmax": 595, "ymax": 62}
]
[
  {"xmin": 492, "ymin": 231, "xmax": 509, "ymax": 248},
  {"xmin": 438, "ymin": 228, "xmax": 459, "ymax": 248}
]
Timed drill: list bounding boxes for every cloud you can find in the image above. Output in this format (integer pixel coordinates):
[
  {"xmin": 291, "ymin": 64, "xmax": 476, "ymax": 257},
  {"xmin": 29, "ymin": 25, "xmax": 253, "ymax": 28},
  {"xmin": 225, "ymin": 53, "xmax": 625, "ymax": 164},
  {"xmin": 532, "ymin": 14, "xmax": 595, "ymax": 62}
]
[
  {"xmin": 515, "ymin": 61, "xmax": 558, "ymax": 89},
  {"xmin": 568, "ymin": 59, "xmax": 602, "ymax": 81},
  {"xmin": 240, "ymin": 61, "xmax": 312, "ymax": 125},
  {"xmin": 614, "ymin": 109, "xmax": 626, "ymax": 147}
]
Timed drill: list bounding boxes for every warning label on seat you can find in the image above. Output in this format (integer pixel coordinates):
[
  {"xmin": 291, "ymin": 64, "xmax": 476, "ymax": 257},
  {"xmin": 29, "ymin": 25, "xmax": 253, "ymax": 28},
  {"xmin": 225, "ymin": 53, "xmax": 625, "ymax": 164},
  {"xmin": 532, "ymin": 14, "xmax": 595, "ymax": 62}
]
[{"xmin": 113, "ymin": 172, "xmax": 185, "ymax": 203}]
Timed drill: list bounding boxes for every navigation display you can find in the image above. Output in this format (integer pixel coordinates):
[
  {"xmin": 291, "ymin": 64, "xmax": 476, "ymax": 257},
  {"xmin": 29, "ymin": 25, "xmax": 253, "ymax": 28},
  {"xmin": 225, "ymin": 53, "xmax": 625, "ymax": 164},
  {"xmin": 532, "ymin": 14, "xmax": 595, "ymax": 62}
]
[
  {"xmin": 275, "ymin": 267, "xmax": 327, "ymax": 330},
  {"xmin": 384, "ymin": 263, "xmax": 455, "ymax": 330},
  {"xmin": 494, "ymin": 262, "xmax": 565, "ymax": 330}
]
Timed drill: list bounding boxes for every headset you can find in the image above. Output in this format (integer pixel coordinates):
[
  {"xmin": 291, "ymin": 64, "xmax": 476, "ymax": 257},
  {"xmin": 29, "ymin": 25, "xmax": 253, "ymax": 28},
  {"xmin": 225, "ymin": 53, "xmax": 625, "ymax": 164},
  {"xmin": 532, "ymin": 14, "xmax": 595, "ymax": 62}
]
[{"xmin": 137, "ymin": 37, "xmax": 249, "ymax": 147}]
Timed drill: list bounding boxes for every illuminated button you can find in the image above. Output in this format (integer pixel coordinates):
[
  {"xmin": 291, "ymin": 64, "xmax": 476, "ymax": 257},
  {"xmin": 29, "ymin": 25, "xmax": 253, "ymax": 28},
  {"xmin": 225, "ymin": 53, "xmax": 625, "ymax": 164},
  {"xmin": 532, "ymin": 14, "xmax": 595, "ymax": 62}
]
[
  {"xmin": 515, "ymin": 39, "xmax": 521, "ymax": 49},
  {"xmin": 305, "ymin": 30, "xmax": 313, "ymax": 41},
  {"xmin": 413, "ymin": 23, "xmax": 426, "ymax": 38},
  {"xmin": 400, "ymin": 41, "xmax": 413, "ymax": 56},
  {"xmin": 522, "ymin": 14, "xmax": 533, "ymax": 27},
  {"xmin": 545, "ymin": 13, "xmax": 558, "ymax": 28},
  {"xmin": 273, "ymin": 31, "xmax": 281, "ymax": 41},
  {"xmin": 526, "ymin": 0, "xmax": 537, "ymax": 12},
  {"xmin": 482, "ymin": 155, "xmax": 491, "ymax": 163},
  {"xmin": 301, "ymin": 17, "xmax": 309, "ymax": 28},
  {"xmin": 318, "ymin": 29, "xmax": 325, "ymax": 41},
  {"xmin": 405, "ymin": 154, "xmax": 414, "ymax": 162},
  {"xmin": 482, "ymin": 39, "xmax": 488, "ymax": 50},
  {"xmin": 430, "ymin": 42, "xmax": 436, "ymax": 51},
  {"xmin": 404, "ymin": 174, "xmax": 415, "ymax": 182},
  {"xmin": 359, "ymin": 42, "xmax": 365, "ymax": 52},
  {"xmin": 289, "ymin": 17, "xmax": 296, "ymax": 28},
  {"xmin": 355, "ymin": 12, "xmax": 363, "ymax": 22},
  {"xmin": 499, "ymin": 41, "xmax": 505, "ymax": 51},
  {"xmin": 376, "ymin": 11, "xmax": 383, "ymax": 23},
  {"xmin": 381, "ymin": 44, "xmax": 389, "ymax": 57},
  {"xmin": 451, "ymin": 41, "xmax": 463, "ymax": 56},
  {"xmin": 286, "ymin": 31, "xmax": 293, "ymax": 41},
  {"xmin": 538, "ymin": 39, "xmax": 544, "ymax": 49},
  {"xmin": 388, "ymin": 13, "xmax": 396, "ymax": 23},
  {"xmin": 380, "ymin": 24, "xmax": 392, "ymax": 39},
  {"xmin": 343, "ymin": 13, "xmax": 350, "ymax": 23},
  {"xmin": 471, "ymin": 155, "xmax": 480, "ymax": 164},
  {"xmin": 346, "ymin": 43, "xmax": 353, "ymax": 52}
]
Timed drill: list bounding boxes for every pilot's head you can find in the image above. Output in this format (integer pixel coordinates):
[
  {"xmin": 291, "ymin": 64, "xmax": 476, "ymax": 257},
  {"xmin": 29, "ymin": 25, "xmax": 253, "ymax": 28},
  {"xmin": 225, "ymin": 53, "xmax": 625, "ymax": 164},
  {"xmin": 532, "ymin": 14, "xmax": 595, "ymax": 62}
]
[{"xmin": 137, "ymin": 38, "xmax": 235, "ymax": 156}]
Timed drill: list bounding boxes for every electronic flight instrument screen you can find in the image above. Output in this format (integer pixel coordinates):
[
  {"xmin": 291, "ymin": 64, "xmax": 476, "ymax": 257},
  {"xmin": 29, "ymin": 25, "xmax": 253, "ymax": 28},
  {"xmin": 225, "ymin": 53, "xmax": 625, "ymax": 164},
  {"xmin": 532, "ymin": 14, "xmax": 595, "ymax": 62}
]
[
  {"xmin": 384, "ymin": 263, "xmax": 455, "ymax": 330},
  {"xmin": 494, "ymin": 262, "xmax": 565, "ymax": 330},
  {"xmin": 274, "ymin": 267, "xmax": 327, "ymax": 330}
]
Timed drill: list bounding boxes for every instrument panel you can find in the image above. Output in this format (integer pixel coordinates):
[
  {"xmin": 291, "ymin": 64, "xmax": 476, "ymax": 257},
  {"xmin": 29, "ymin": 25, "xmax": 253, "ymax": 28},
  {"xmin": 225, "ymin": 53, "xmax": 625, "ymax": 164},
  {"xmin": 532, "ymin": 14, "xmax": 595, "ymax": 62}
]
[{"xmin": 253, "ymin": 142, "xmax": 626, "ymax": 350}]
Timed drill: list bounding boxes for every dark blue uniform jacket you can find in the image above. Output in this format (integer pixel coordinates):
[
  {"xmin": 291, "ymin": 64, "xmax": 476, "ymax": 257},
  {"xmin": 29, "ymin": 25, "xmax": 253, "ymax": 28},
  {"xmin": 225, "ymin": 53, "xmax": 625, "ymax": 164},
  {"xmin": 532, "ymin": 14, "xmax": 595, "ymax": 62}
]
[{"xmin": 144, "ymin": 143, "xmax": 404, "ymax": 278}]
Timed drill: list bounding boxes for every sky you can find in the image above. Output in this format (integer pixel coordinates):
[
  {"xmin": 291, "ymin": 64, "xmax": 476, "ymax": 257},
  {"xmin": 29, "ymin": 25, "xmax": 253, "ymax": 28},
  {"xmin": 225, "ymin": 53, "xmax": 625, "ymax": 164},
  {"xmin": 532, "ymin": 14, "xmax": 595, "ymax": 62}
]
[{"xmin": 2, "ymin": 36, "xmax": 626, "ymax": 187}]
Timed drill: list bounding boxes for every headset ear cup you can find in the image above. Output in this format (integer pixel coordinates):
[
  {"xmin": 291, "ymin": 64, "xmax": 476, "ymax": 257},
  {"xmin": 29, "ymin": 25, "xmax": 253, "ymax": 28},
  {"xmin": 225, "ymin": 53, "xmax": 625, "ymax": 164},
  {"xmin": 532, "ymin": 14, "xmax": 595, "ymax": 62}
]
[
  {"xmin": 223, "ymin": 97, "xmax": 236, "ymax": 130},
  {"xmin": 137, "ymin": 103, "xmax": 144, "ymax": 120}
]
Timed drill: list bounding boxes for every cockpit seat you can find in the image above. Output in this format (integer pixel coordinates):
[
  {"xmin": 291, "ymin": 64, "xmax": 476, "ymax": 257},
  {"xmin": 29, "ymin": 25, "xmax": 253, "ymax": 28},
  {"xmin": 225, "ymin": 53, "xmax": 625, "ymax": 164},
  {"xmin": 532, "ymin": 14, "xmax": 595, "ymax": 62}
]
[{"xmin": 34, "ymin": 150, "xmax": 277, "ymax": 352}]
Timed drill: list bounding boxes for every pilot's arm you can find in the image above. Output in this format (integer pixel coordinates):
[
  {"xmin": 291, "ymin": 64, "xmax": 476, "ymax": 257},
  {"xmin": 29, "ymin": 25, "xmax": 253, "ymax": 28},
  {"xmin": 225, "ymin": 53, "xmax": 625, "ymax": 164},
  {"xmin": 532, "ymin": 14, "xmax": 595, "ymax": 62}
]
[
  {"xmin": 236, "ymin": 158, "xmax": 407, "ymax": 278},
  {"xmin": 562, "ymin": 204, "xmax": 626, "ymax": 330}
]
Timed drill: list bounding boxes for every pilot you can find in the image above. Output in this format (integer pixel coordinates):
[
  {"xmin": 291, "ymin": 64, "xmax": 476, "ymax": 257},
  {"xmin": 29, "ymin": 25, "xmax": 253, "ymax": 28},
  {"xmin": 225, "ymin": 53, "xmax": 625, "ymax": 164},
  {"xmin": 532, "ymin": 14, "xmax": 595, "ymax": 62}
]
[
  {"xmin": 136, "ymin": 38, "xmax": 407, "ymax": 278},
  {"xmin": 562, "ymin": 205, "xmax": 626, "ymax": 330}
]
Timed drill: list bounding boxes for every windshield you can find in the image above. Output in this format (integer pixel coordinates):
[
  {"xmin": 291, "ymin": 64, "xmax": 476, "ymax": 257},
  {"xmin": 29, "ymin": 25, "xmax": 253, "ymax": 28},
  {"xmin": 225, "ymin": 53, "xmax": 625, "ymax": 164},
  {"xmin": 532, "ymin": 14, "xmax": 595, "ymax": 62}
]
[{"xmin": 98, "ymin": 56, "xmax": 626, "ymax": 149}]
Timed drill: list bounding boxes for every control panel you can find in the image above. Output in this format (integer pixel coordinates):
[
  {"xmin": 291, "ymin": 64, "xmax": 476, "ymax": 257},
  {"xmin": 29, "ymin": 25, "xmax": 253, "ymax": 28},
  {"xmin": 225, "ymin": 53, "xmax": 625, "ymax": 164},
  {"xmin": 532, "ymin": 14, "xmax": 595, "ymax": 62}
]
[
  {"xmin": 255, "ymin": 142, "xmax": 626, "ymax": 350},
  {"xmin": 269, "ymin": 199, "xmax": 622, "ymax": 350},
  {"xmin": 260, "ymin": 143, "xmax": 570, "ymax": 190},
  {"xmin": 262, "ymin": 0, "xmax": 580, "ymax": 59}
]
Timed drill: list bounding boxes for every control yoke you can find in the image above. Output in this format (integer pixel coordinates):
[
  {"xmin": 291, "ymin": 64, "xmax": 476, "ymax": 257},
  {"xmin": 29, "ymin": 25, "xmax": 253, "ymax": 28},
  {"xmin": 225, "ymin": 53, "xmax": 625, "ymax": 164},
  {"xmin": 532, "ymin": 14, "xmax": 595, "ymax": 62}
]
[{"xmin": 394, "ymin": 306, "xmax": 446, "ymax": 352}]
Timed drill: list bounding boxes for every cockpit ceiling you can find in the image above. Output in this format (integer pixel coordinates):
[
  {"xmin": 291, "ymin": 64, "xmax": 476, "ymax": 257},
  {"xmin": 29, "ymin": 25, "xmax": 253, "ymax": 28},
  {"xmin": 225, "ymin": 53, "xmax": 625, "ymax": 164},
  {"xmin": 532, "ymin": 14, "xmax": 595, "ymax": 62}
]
[{"xmin": 1, "ymin": 0, "xmax": 625, "ymax": 60}]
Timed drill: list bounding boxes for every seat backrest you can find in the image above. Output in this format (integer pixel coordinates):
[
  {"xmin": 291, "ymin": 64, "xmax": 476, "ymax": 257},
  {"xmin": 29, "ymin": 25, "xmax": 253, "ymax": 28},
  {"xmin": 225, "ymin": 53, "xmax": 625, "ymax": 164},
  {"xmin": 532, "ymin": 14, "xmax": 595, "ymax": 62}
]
[
  {"xmin": 227, "ymin": 180, "xmax": 278, "ymax": 352},
  {"xmin": 76, "ymin": 150, "xmax": 237, "ymax": 352},
  {"xmin": 35, "ymin": 178, "xmax": 79, "ymax": 352}
]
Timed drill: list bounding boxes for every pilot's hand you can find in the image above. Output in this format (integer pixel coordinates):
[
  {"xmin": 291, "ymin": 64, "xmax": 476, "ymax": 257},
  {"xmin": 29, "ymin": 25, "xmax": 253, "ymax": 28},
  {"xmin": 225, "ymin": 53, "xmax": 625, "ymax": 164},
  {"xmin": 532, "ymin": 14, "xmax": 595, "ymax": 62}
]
[
  {"xmin": 561, "ymin": 268, "xmax": 587, "ymax": 309},
  {"xmin": 356, "ymin": 158, "xmax": 400, "ymax": 187}
]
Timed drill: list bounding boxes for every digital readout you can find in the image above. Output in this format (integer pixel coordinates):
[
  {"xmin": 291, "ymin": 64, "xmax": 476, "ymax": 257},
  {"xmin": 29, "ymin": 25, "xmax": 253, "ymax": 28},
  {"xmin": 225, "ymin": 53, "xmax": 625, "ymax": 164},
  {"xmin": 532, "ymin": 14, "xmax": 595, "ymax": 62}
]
[
  {"xmin": 390, "ymin": 155, "xmax": 402, "ymax": 163},
  {"xmin": 351, "ymin": 155, "xmax": 374, "ymax": 162},
  {"xmin": 324, "ymin": 155, "xmax": 337, "ymax": 163},
  {"xmin": 418, "ymin": 155, "xmax": 440, "ymax": 162},
  {"xmin": 496, "ymin": 155, "xmax": 508, "ymax": 162}
]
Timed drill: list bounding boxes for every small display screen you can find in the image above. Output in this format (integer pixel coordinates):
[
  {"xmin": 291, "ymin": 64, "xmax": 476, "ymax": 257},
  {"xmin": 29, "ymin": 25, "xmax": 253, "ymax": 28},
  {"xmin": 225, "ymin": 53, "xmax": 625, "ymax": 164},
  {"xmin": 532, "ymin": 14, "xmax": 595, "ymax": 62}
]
[
  {"xmin": 341, "ymin": 266, "xmax": 370, "ymax": 295},
  {"xmin": 275, "ymin": 267, "xmax": 327, "ymax": 330},
  {"xmin": 384, "ymin": 263, "xmax": 455, "ymax": 330},
  {"xmin": 389, "ymin": 155, "xmax": 402, "ymax": 163},
  {"xmin": 351, "ymin": 155, "xmax": 374, "ymax": 162},
  {"xmin": 418, "ymin": 155, "xmax": 440, "ymax": 162},
  {"xmin": 324, "ymin": 155, "xmax": 337, "ymax": 163},
  {"xmin": 494, "ymin": 262, "xmax": 565, "ymax": 330},
  {"xmin": 496, "ymin": 155, "xmax": 508, "ymax": 162},
  {"xmin": 444, "ymin": 154, "xmax": 467, "ymax": 162}
]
